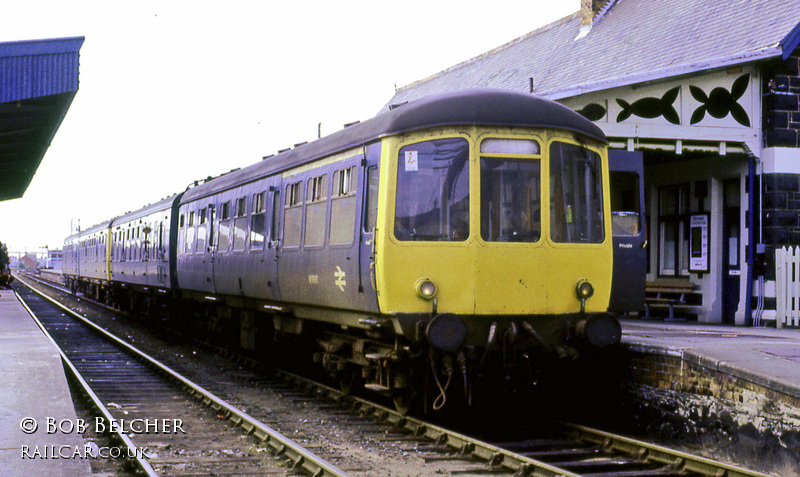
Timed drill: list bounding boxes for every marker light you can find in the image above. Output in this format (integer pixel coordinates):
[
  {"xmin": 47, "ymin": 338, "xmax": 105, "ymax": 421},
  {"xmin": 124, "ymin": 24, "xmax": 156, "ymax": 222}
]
[
  {"xmin": 416, "ymin": 279, "xmax": 437, "ymax": 300},
  {"xmin": 576, "ymin": 279, "xmax": 594, "ymax": 300}
]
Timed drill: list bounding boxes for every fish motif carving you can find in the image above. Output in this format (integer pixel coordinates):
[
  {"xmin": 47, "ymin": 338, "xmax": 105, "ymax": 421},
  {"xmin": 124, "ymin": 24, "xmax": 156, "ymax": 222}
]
[
  {"xmin": 576, "ymin": 103, "xmax": 606, "ymax": 121},
  {"xmin": 616, "ymin": 87, "xmax": 680, "ymax": 125}
]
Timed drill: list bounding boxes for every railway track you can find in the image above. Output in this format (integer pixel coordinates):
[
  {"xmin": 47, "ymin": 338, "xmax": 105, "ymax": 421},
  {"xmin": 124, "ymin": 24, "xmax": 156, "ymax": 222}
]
[
  {"xmin": 14, "ymin": 277, "xmax": 346, "ymax": 477},
  {"xmin": 273, "ymin": 371, "xmax": 776, "ymax": 477},
  {"xmin": 16, "ymin": 273, "xmax": 777, "ymax": 477}
]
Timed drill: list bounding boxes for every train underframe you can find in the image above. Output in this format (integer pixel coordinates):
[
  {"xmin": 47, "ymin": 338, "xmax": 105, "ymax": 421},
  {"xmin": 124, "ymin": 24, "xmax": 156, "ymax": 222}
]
[{"xmin": 64, "ymin": 276, "xmax": 621, "ymax": 414}]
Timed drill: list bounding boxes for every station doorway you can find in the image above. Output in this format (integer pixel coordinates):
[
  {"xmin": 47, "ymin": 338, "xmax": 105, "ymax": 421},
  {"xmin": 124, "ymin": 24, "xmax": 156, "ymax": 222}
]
[{"xmin": 635, "ymin": 146, "xmax": 749, "ymax": 324}]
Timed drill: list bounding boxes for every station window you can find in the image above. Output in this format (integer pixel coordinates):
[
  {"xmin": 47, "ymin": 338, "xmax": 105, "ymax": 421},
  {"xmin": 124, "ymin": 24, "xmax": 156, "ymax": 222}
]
[
  {"xmin": 283, "ymin": 182, "xmax": 303, "ymax": 247},
  {"xmin": 218, "ymin": 201, "xmax": 231, "ymax": 252},
  {"xmin": 233, "ymin": 197, "xmax": 248, "ymax": 251},
  {"xmin": 658, "ymin": 184, "xmax": 690, "ymax": 276},
  {"xmin": 330, "ymin": 167, "xmax": 357, "ymax": 244},
  {"xmin": 305, "ymin": 175, "xmax": 328, "ymax": 246},
  {"xmin": 251, "ymin": 192, "xmax": 266, "ymax": 249}
]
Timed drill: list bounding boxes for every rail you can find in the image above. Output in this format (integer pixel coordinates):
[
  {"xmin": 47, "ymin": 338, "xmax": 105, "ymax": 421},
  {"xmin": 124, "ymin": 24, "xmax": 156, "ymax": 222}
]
[
  {"xmin": 277, "ymin": 371, "xmax": 774, "ymax": 477},
  {"xmin": 15, "ymin": 275, "xmax": 348, "ymax": 477}
]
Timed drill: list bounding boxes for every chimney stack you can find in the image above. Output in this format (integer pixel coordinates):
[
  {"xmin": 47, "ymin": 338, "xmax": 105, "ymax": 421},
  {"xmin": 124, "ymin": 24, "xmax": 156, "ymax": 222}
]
[
  {"xmin": 578, "ymin": 0, "xmax": 611, "ymax": 39},
  {"xmin": 580, "ymin": 0, "xmax": 594, "ymax": 28}
]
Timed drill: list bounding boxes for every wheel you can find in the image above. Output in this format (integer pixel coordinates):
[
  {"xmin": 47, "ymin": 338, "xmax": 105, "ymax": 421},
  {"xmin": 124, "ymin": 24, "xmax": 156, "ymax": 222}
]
[
  {"xmin": 392, "ymin": 388, "xmax": 414, "ymax": 415},
  {"xmin": 338, "ymin": 367, "xmax": 361, "ymax": 396}
]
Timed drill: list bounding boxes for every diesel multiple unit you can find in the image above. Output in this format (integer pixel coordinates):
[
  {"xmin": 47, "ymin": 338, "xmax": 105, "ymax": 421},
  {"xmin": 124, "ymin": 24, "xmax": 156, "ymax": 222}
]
[{"xmin": 64, "ymin": 89, "xmax": 621, "ymax": 413}]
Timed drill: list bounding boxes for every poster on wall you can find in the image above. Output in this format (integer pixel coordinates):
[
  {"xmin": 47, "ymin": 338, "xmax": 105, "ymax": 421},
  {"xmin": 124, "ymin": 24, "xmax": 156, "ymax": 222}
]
[{"xmin": 689, "ymin": 213, "xmax": 710, "ymax": 273}]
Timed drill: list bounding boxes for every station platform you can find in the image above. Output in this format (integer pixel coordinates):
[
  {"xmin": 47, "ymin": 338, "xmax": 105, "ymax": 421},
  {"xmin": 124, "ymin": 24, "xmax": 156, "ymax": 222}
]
[
  {"xmin": 620, "ymin": 318, "xmax": 800, "ymax": 420},
  {"xmin": 0, "ymin": 288, "xmax": 92, "ymax": 476}
]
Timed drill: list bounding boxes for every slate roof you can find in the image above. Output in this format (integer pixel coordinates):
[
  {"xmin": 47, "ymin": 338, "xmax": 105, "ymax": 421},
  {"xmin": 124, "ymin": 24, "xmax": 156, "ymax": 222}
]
[{"xmin": 384, "ymin": 0, "xmax": 800, "ymax": 111}]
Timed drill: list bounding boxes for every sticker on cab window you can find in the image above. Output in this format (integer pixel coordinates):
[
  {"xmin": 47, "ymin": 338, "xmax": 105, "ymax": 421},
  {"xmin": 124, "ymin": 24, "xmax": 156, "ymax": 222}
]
[{"xmin": 404, "ymin": 151, "xmax": 418, "ymax": 172}]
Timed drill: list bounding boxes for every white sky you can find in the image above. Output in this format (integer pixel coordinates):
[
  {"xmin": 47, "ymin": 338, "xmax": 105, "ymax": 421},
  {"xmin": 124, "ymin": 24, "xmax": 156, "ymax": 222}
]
[{"xmin": 0, "ymin": 1, "xmax": 576, "ymax": 255}]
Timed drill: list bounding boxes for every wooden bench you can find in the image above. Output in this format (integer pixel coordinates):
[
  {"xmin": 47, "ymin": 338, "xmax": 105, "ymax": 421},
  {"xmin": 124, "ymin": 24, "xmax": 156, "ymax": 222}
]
[{"xmin": 645, "ymin": 279, "xmax": 699, "ymax": 320}]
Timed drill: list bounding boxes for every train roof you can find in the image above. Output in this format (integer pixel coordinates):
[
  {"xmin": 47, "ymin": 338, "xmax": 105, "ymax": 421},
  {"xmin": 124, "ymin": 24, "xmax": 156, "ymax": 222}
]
[
  {"xmin": 109, "ymin": 194, "xmax": 180, "ymax": 228},
  {"xmin": 65, "ymin": 219, "xmax": 112, "ymax": 243},
  {"xmin": 183, "ymin": 88, "xmax": 606, "ymax": 202},
  {"xmin": 65, "ymin": 195, "xmax": 180, "ymax": 243}
]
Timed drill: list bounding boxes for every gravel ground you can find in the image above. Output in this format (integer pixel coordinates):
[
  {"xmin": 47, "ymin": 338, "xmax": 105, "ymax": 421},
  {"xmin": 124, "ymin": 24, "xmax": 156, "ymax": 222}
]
[{"xmin": 23, "ymin": 280, "xmax": 493, "ymax": 476}]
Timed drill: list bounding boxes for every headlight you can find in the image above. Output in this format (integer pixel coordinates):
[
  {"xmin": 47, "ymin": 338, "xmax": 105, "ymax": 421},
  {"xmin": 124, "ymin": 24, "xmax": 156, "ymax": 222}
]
[
  {"xmin": 416, "ymin": 279, "xmax": 437, "ymax": 300},
  {"xmin": 576, "ymin": 279, "xmax": 594, "ymax": 300}
]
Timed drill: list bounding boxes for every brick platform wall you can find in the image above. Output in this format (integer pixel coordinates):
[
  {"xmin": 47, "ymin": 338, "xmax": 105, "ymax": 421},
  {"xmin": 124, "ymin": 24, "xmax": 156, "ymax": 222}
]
[{"xmin": 624, "ymin": 346, "xmax": 800, "ymax": 434}]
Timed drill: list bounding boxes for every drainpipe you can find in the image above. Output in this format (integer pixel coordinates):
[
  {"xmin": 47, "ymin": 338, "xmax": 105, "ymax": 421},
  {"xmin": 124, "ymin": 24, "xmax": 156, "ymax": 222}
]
[{"xmin": 744, "ymin": 144, "xmax": 756, "ymax": 327}]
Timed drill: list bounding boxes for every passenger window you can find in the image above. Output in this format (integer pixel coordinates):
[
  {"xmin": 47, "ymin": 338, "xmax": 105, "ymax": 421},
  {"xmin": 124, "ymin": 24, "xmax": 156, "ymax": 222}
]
[
  {"xmin": 305, "ymin": 175, "xmax": 328, "ymax": 246},
  {"xmin": 186, "ymin": 220, "xmax": 195, "ymax": 254},
  {"xmin": 233, "ymin": 197, "xmax": 247, "ymax": 251},
  {"xmin": 251, "ymin": 192, "xmax": 266, "ymax": 249},
  {"xmin": 197, "ymin": 208, "xmax": 207, "ymax": 253},
  {"xmin": 218, "ymin": 201, "xmax": 231, "ymax": 252},
  {"xmin": 283, "ymin": 182, "xmax": 303, "ymax": 247},
  {"xmin": 330, "ymin": 167, "xmax": 357, "ymax": 244}
]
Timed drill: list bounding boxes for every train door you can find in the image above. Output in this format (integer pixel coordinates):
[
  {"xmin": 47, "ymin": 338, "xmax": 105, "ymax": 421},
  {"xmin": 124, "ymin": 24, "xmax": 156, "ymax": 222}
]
[
  {"xmin": 721, "ymin": 179, "xmax": 741, "ymax": 324},
  {"xmin": 358, "ymin": 142, "xmax": 381, "ymax": 313},
  {"xmin": 608, "ymin": 150, "xmax": 646, "ymax": 313},
  {"xmin": 157, "ymin": 221, "xmax": 167, "ymax": 286},
  {"xmin": 206, "ymin": 203, "xmax": 217, "ymax": 292},
  {"xmin": 264, "ymin": 178, "xmax": 281, "ymax": 301},
  {"xmin": 213, "ymin": 193, "xmax": 251, "ymax": 297}
]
